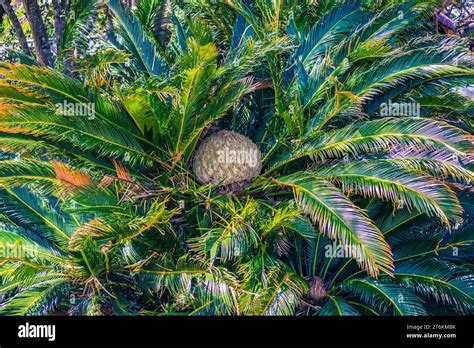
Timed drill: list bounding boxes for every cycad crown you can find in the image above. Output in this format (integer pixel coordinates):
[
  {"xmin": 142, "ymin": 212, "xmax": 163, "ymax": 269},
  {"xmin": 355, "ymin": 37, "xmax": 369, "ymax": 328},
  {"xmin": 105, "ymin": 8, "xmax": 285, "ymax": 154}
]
[{"xmin": 0, "ymin": 0, "xmax": 472, "ymax": 316}]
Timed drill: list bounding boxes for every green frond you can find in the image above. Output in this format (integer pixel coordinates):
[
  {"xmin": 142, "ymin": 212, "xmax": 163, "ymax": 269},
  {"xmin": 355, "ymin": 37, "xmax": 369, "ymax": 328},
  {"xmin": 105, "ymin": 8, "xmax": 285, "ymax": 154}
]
[
  {"xmin": 0, "ymin": 64, "xmax": 142, "ymax": 133},
  {"xmin": 0, "ymin": 224, "xmax": 65, "ymax": 265},
  {"xmin": 172, "ymin": 39, "xmax": 218, "ymax": 154},
  {"xmin": 134, "ymin": 0, "xmax": 170, "ymax": 56},
  {"xmin": 373, "ymin": 205, "xmax": 427, "ymax": 236},
  {"xmin": 0, "ymin": 84, "xmax": 46, "ymax": 105},
  {"xmin": 0, "ymin": 187, "xmax": 76, "ymax": 246},
  {"xmin": 239, "ymin": 260, "xmax": 307, "ymax": 315},
  {"xmin": 121, "ymin": 90, "xmax": 170, "ymax": 144},
  {"xmin": 79, "ymin": 48, "xmax": 131, "ymax": 88},
  {"xmin": 60, "ymin": 0, "xmax": 98, "ymax": 56},
  {"xmin": 0, "ymin": 104, "xmax": 159, "ymax": 167},
  {"xmin": 274, "ymin": 175, "xmax": 394, "ymax": 278},
  {"xmin": 106, "ymin": 0, "xmax": 167, "ymax": 76},
  {"xmin": 341, "ymin": 278, "xmax": 427, "ymax": 316},
  {"xmin": 385, "ymin": 149, "xmax": 473, "ymax": 185},
  {"xmin": 0, "ymin": 159, "xmax": 57, "ymax": 188},
  {"xmin": 140, "ymin": 256, "xmax": 239, "ymax": 315},
  {"xmin": 390, "ymin": 259, "xmax": 474, "ymax": 313},
  {"xmin": 349, "ymin": 49, "xmax": 473, "ymax": 103},
  {"xmin": 319, "ymin": 296, "xmax": 360, "ymax": 316},
  {"xmin": 315, "ymin": 161, "xmax": 463, "ymax": 226},
  {"xmin": 0, "ymin": 278, "xmax": 69, "ymax": 315},
  {"xmin": 294, "ymin": 1, "xmax": 362, "ymax": 68},
  {"xmin": 260, "ymin": 203, "xmax": 303, "ymax": 237},
  {"xmin": 272, "ymin": 117, "xmax": 472, "ymax": 172},
  {"xmin": 181, "ymin": 76, "xmax": 255, "ymax": 161},
  {"xmin": 231, "ymin": 13, "xmax": 255, "ymax": 49},
  {"xmin": 189, "ymin": 199, "xmax": 260, "ymax": 263},
  {"xmin": 257, "ymin": 270, "xmax": 307, "ymax": 316}
]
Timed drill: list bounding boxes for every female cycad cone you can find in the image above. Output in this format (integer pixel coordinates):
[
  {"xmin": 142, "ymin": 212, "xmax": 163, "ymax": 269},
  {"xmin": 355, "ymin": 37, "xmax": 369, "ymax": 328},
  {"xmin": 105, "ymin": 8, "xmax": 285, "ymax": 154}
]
[{"xmin": 193, "ymin": 130, "xmax": 262, "ymax": 186}]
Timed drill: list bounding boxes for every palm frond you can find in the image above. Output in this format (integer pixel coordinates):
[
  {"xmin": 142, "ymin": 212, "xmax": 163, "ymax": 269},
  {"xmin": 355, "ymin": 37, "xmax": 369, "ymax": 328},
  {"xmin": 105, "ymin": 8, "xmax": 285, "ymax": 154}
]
[
  {"xmin": 106, "ymin": 0, "xmax": 167, "ymax": 76},
  {"xmin": 271, "ymin": 117, "xmax": 472, "ymax": 172},
  {"xmin": 0, "ymin": 278, "xmax": 69, "ymax": 315},
  {"xmin": 385, "ymin": 149, "xmax": 473, "ymax": 185},
  {"xmin": 189, "ymin": 199, "xmax": 260, "ymax": 263},
  {"xmin": 0, "ymin": 187, "xmax": 75, "ymax": 245},
  {"xmin": 391, "ymin": 259, "xmax": 474, "ymax": 314},
  {"xmin": 274, "ymin": 175, "xmax": 393, "ymax": 278},
  {"xmin": 139, "ymin": 255, "xmax": 239, "ymax": 315},
  {"xmin": 341, "ymin": 278, "xmax": 427, "ymax": 315},
  {"xmin": 319, "ymin": 295, "xmax": 360, "ymax": 316},
  {"xmin": 239, "ymin": 259, "xmax": 307, "ymax": 316},
  {"xmin": 294, "ymin": 1, "xmax": 362, "ymax": 69},
  {"xmin": 315, "ymin": 161, "xmax": 463, "ymax": 226}
]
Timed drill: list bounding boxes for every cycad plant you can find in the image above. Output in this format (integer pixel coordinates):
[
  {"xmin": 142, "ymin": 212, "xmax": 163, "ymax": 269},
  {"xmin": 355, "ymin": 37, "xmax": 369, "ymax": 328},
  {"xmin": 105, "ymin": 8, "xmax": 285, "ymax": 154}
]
[{"xmin": 0, "ymin": 0, "xmax": 472, "ymax": 315}]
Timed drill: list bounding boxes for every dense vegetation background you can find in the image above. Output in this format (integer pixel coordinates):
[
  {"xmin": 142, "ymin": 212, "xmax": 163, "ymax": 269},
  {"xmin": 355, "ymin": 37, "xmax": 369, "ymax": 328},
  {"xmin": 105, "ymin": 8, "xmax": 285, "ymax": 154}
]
[{"xmin": 0, "ymin": 0, "xmax": 473, "ymax": 316}]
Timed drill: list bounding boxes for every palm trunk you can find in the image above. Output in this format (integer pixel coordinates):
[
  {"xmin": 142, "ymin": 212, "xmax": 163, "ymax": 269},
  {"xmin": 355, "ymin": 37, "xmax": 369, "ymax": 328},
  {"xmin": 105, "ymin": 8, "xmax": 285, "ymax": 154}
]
[
  {"xmin": 22, "ymin": 0, "xmax": 54, "ymax": 67},
  {"xmin": 153, "ymin": 0, "xmax": 171, "ymax": 50},
  {"xmin": 0, "ymin": 0, "xmax": 31, "ymax": 55},
  {"xmin": 52, "ymin": 0, "xmax": 69, "ymax": 58}
]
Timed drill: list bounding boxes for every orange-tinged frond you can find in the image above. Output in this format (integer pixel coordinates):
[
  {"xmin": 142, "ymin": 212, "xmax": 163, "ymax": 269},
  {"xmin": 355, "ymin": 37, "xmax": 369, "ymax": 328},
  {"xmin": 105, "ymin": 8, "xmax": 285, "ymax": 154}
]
[{"xmin": 51, "ymin": 160, "xmax": 92, "ymax": 187}]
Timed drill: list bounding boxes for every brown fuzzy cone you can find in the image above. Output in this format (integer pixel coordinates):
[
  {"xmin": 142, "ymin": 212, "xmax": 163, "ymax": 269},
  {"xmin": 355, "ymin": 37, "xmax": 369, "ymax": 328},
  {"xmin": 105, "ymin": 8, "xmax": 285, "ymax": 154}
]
[
  {"xmin": 193, "ymin": 130, "xmax": 262, "ymax": 186},
  {"xmin": 308, "ymin": 276, "xmax": 327, "ymax": 301}
]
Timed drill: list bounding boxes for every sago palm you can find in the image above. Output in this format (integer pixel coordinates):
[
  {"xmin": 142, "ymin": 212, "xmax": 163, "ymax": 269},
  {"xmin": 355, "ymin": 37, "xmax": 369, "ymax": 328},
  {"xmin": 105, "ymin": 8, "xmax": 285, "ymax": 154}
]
[{"xmin": 0, "ymin": 0, "xmax": 472, "ymax": 315}]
